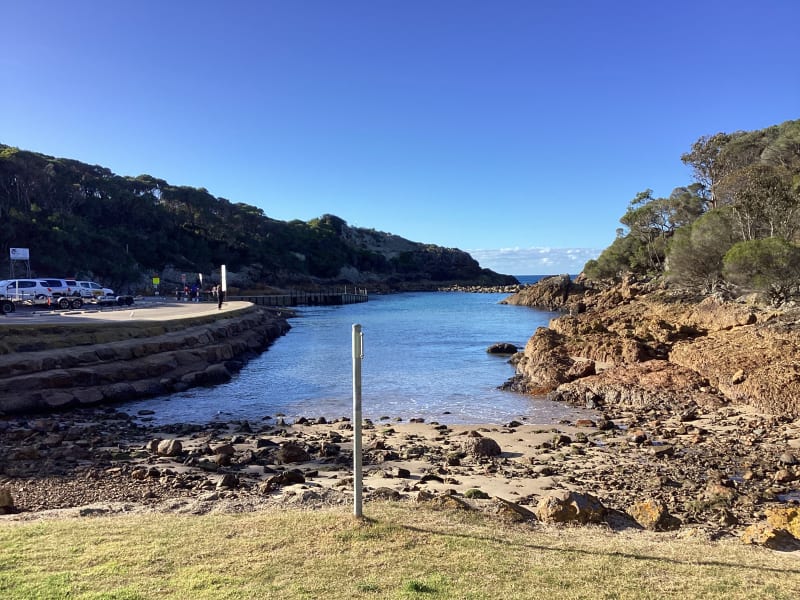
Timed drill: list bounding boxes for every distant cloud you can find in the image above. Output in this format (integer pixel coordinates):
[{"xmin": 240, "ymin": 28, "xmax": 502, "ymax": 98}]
[{"xmin": 467, "ymin": 247, "xmax": 602, "ymax": 276}]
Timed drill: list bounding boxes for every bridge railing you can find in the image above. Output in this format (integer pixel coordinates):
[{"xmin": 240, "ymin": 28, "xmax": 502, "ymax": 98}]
[{"xmin": 229, "ymin": 289, "xmax": 368, "ymax": 307}]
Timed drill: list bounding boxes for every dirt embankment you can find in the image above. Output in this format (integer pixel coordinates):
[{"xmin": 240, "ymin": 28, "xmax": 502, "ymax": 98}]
[{"xmin": 0, "ymin": 304, "xmax": 290, "ymax": 415}]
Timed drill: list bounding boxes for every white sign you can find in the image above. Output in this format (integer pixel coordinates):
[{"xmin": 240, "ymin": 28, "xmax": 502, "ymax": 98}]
[{"xmin": 10, "ymin": 248, "xmax": 30, "ymax": 260}]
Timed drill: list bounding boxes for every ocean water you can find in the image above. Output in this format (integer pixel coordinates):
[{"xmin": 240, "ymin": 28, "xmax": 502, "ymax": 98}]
[{"xmin": 121, "ymin": 284, "xmax": 595, "ymax": 426}]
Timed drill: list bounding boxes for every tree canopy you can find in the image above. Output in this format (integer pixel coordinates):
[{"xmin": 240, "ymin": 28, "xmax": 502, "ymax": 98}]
[
  {"xmin": 0, "ymin": 145, "xmax": 515, "ymax": 291},
  {"xmin": 585, "ymin": 118, "xmax": 800, "ymax": 302}
]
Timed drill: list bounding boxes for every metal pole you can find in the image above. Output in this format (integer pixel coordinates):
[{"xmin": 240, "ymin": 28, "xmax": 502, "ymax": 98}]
[{"xmin": 352, "ymin": 323, "xmax": 364, "ymax": 517}]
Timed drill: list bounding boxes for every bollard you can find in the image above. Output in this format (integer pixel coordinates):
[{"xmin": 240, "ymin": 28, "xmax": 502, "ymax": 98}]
[{"xmin": 352, "ymin": 323, "xmax": 364, "ymax": 517}]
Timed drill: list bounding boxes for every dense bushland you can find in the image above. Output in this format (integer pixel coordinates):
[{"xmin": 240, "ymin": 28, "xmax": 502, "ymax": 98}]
[
  {"xmin": 0, "ymin": 146, "xmax": 513, "ymax": 291},
  {"xmin": 583, "ymin": 119, "xmax": 800, "ymax": 303}
]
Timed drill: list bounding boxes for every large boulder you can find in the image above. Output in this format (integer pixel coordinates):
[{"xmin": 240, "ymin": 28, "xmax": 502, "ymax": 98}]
[
  {"xmin": 766, "ymin": 506, "xmax": 800, "ymax": 539},
  {"xmin": 535, "ymin": 490, "xmax": 605, "ymax": 524},
  {"xmin": 462, "ymin": 433, "xmax": 502, "ymax": 458},
  {"xmin": 741, "ymin": 523, "xmax": 800, "ymax": 550},
  {"xmin": 501, "ymin": 275, "xmax": 579, "ymax": 311}
]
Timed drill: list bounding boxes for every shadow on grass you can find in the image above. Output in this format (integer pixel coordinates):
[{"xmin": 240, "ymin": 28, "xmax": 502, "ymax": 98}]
[{"xmin": 395, "ymin": 521, "xmax": 800, "ymax": 575}]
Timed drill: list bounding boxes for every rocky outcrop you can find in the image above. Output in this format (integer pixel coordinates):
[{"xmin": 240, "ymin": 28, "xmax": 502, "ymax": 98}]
[
  {"xmin": 505, "ymin": 276, "xmax": 800, "ymax": 417},
  {"xmin": 669, "ymin": 310, "xmax": 800, "ymax": 415},
  {"xmin": 501, "ymin": 274, "xmax": 581, "ymax": 311},
  {"xmin": 0, "ymin": 306, "xmax": 289, "ymax": 414}
]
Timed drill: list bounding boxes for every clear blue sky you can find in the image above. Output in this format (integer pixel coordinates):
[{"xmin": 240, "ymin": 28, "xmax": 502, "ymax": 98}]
[{"xmin": 2, "ymin": 1, "xmax": 798, "ymax": 275}]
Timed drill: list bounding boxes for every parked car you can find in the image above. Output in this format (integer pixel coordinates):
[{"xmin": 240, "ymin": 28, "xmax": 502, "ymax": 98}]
[
  {"xmin": 0, "ymin": 279, "xmax": 58, "ymax": 301},
  {"xmin": 75, "ymin": 280, "xmax": 115, "ymax": 298},
  {"xmin": 39, "ymin": 278, "xmax": 75, "ymax": 296},
  {"xmin": 0, "ymin": 279, "xmax": 84, "ymax": 309}
]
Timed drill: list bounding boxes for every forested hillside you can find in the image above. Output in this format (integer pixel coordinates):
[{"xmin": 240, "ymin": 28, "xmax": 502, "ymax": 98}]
[
  {"xmin": 584, "ymin": 118, "xmax": 800, "ymax": 303},
  {"xmin": 0, "ymin": 145, "xmax": 515, "ymax": 291}
]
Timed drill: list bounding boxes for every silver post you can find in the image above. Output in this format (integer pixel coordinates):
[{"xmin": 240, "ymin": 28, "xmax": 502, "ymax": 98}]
[{"xmin": 352, "ymin": 323, "xmax": 364, "ymax": 517}]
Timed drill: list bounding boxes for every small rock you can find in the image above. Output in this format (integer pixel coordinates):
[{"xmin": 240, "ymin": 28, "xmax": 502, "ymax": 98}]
[
  {"xmin": 212, "ymin": 453, "xmax": 232, "ymax": 467},
  {"xmin": 196, "ymin": 458, "xmax": 219, "ymax": 472},
  {"xmin": 157, "ymin": 439, "xmax": 183, "ymax": 457},
  {"xmin": 419, "ymin": 474, "xmax": 445, "ymax": 484},
  {"xmin": 462, "ymin": 436, "xmax": 502, "ymax": 458},
  {"xmin": 276, "ymin": 442, "xmax": 310, "ymax": 464},
  {"xmin": 627, "ymin": 430, "xmax": 647, "ymax": 445},
  {"xmin": 212, "ymin": 443, "xmax": 236, "ymax": 456},
  {"xmin": 491, "ymin": 497, "xmax": 537, "ymax": 522},
  {"xmin": 445, "ymin": 452, "xmax": 462, "ymax": 466},
  {"xmin": 216, "ymin": 473, "xmax": 238, "ymax": 489},
  {"xmin": 370, "ymin": 487, "xmax": 402, "ymax": 501},
  {"xmin": 650, "ymin": 444, "xmax": 675, "ymax": 458},
  {"xmin": 487, "ymin": 343, "xmax": 518, "ymax": 354},
  {"xmin": 773, "ymin": 469, "xmax": 796, "ymax": 484},
  {"xmin": 464, "ymin": 488, "xmax": 490, "ymax": 499},
  {"xmin": 392, "ymin": 467, "xmax": 411, "ymax": 479},
  {"xmin": 551, "ymin": 434, "xmax": 572, "ymax": 448},
  {"xmin": 627, "ymin": 498, "xmax": 681, "ymax": 531},
  {"xmin": 0, "ymin": 487, "xmax": 14, "ymax": 513},
  {"xmin": 429, "ymin": 494, "xmax": 473, "ymax": 511}
]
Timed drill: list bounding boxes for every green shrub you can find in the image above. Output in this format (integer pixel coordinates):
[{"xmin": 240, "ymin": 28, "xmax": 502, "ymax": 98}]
[{"xmin": 722, "ymin": 237, "xmax": 800, "ymax": 304}]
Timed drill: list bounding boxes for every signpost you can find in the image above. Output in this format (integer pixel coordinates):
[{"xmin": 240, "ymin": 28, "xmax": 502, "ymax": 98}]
[
  {"xmin": 9, "ymin": 247, "xmax": 31, "ymax": 278},
  {"xmin": 352, "ymin": 324, "xmax": 364, "ymax": 518},
  {"xmin": 219, "ymin": 265, "xmax": 227, "ymax": 309}
]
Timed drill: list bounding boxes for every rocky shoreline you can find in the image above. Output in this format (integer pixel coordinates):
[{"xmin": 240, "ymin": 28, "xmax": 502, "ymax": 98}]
[
  {"xmin": 2, "ymin": 280, "xmax": 799, "ymax": 551},
  {"xmin": 1, "ymin": 400, "xmax": 798, "ymax": 550}
]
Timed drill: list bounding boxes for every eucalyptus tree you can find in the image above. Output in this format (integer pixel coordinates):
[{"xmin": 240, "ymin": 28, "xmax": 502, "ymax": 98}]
[
  {"xmin": 681, "ymin": 133, "xmax": 736, "ymax": 210},
  {"xmin": 717, "ymin": 163, "xmax": 799, "ymax": 242}
]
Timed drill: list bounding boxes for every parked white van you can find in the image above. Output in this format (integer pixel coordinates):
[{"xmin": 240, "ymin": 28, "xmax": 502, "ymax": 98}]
[
  {"xmin": 0, "ymin": 279, "xmax": 58, "ymax": 301},
  {"xmin": 0, "ymin": 279, "xmax": 85, "ymax": 309}
]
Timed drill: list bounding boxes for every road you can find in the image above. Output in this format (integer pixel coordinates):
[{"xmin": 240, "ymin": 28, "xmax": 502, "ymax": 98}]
[{"xmin": 0, "ymin": 298, "xmax": 253, "ymax": 323}]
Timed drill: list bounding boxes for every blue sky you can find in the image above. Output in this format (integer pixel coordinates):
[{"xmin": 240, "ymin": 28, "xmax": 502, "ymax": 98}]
[{"xmin": 2, "ymin": 1, "xmax": 798, "ymax": 275}]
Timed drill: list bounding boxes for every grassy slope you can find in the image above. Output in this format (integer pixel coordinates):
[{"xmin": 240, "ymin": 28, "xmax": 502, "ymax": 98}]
[{"xmin": 1, "ymin": 503, "xmax": 798, "ymax": 599}]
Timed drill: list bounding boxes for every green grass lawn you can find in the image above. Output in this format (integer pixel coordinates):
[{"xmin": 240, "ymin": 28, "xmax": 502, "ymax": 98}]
[{"xmin": 1, "ymin": 503, "xmax": 798, "ymax": 599}]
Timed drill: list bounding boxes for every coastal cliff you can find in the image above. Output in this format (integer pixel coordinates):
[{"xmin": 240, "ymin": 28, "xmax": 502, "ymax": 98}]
[
  {"xmin": 503, "ymin": 275, "xmax": 800, "ymax": 417},
  {"xmin": 0, "ymin": 305, "xmax": 289, "ymax": 414}
]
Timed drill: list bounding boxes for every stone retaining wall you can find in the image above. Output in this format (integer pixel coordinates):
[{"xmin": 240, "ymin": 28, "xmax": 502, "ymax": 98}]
[{"xmin": 0, "ymin": 306, "xmax": 290, "ymax": 414}]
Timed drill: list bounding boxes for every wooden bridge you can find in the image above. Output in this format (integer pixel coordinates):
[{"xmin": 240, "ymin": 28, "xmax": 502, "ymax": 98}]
[{"xmin": 230, "ymin": 289, "xmax": 368, "ymax": 307}]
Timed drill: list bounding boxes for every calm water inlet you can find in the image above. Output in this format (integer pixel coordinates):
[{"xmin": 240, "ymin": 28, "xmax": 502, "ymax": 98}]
[{"xmin": 121, "ymin": 291, "xmax": 595, "ymax": 425}]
